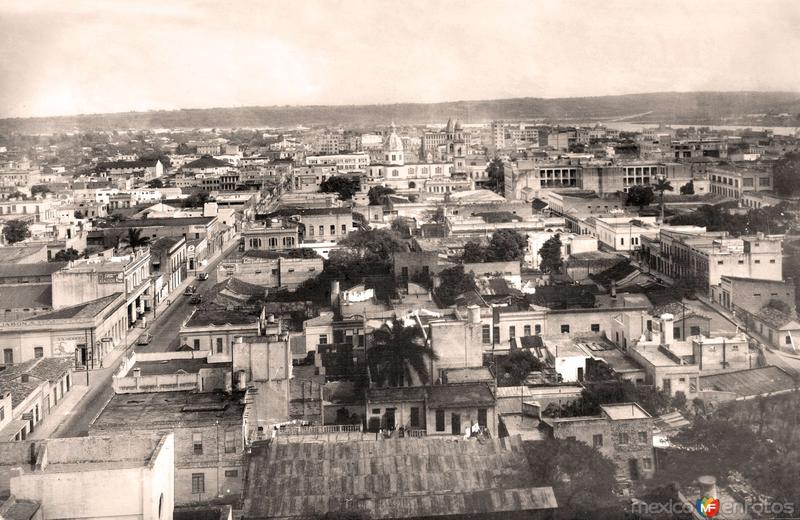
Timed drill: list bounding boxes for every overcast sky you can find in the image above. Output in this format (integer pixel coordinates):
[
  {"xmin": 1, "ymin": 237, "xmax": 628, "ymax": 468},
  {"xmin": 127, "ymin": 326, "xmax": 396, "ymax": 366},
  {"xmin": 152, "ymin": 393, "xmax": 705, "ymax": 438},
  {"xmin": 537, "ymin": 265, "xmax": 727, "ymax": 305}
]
[{"xmin": 1, "ymin": 0, "xmax": 799, "ymax": 118}]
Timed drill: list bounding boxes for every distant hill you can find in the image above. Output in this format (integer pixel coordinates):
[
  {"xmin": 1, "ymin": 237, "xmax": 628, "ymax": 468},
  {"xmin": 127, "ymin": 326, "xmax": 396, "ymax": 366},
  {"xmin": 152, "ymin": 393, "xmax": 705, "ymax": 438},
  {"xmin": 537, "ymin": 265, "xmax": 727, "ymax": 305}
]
[{"xmin": 2, "ymin": 91, "xmax": 800, "ymax": 133}]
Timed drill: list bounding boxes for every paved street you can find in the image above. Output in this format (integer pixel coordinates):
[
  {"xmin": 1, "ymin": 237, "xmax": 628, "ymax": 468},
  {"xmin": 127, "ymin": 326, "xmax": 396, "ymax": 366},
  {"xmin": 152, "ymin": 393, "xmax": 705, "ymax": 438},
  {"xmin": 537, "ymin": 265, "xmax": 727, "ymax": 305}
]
[{"xmin": 52, "ymin": 237, "xmax": 239, "ymax": 438}]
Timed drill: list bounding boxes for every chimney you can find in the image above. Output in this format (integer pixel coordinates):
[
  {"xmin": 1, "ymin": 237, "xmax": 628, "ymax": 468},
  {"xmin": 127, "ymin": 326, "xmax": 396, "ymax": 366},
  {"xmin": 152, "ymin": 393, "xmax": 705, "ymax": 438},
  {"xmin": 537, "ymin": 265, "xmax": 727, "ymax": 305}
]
[
  {"xmin": 132, "ymin": 367, "xmax": 141, "ymax": 378},
  {"xmin": 610, "ymin": 280, "xmax": 617, "ymax": 298},
  {"xmin": 467, "ymin": 305, "xmax": 481, "ymax": 325},
  {"xmin": 20, "ymin": 374, "xmax": 29, "ymax": 383},
  {"xmin": 660, "ymin": 313, "xmax": 674, "ymax": 347}
]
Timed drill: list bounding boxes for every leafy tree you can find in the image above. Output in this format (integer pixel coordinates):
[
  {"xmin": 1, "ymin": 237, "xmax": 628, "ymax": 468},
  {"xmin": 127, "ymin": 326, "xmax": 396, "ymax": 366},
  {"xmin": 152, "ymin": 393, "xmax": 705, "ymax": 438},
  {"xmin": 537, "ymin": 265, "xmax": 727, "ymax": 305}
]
[
  {"xmin": 538, "ymin": 234, "xmax": 563, "ymax": 273},
  {"xmin": 390, "ymin": 218, "xmax": 411, "ymax": 238},
  {"xmin": 523, "ymin": 439, "xmax": 622, "ymax": 518},
  {"xmin": 2, "ymin": 219, "xmax": 30, "ymax": 244},
  {"xmin": 183, "ymin": 190, "xmax": 211, "ymax": 208},
  {"xmin": 485, "ymin": 157, "xmax": 504, "ymax": 193},
  {"xmin": 368, "ymin": 318, "xmax": 439, "ymax": 387},
  {"xmin": 461, "ymin": 241, "xmax": 486, "ymax": 263},
  {"xmin": 147, "ymin": 178, "xmax": 164, "ymax": 189},
  {"xmin": 653, "ymin": 177, "xmax": 674, "ymax": 221},
  {"xmin": 126, "ymin": 228, "xmax": 150, "ymax": 248},
  {"xmin": 679, "ymin": 180, "xmax": 695, "ymax": 195},
  {"xmin": 773, "ymin": 151, "xmax": 800, "ymax": 196},
  {"xmin": 434, "ymin": 265, "xmax": 476, "ymax": 306},
  {"xmin": 53, "ymin": 248, "xmax": 81, "ymax": 261},
  {"xmin": 497, "ymin": 350, "xmax": 542, "ymax": 386},
  {"xmin": 367, "ymin": 185, "xmax": 395, "ymax": 205},
  {"xmin": 30, "ymin": 184, "xmax": 51, "ymax": 197},
  {"xmin": 74, "ymin": 210, "xmax": 83, "ymax": 219},
  {"xmin": 320, "ymin": 176, "xmax": 360, "ymax": 201},
  {"xmin": 626, "ymin": 185, "xmax": 655, "ymax": 209},
  {"xmin": 486, "ymin": 229, "xmax": 527, "ymax": 261}
]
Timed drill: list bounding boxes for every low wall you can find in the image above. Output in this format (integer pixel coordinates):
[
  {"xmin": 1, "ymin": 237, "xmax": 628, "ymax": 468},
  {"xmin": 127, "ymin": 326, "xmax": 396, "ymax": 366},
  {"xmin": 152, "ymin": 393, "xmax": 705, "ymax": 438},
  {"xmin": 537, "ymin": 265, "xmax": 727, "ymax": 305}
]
[{"xmin": 114, "ymin": 373, "xmax": 200, "ymax": 394}]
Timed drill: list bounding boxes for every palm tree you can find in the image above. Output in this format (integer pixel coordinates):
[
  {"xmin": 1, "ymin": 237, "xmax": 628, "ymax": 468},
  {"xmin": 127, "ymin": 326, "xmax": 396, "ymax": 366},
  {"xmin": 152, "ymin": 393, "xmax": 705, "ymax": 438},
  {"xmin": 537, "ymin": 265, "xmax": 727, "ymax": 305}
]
[
  {"xmin": 653, "ymin": 177, "xmax": 674, "ymax": 222},
  {"xmin": 368, "ymin": 318, "xmax": 439, "ymax": 387},
  {"xmin": 126, "ymin": 228, "xmax": 150, "ymax": 249}
]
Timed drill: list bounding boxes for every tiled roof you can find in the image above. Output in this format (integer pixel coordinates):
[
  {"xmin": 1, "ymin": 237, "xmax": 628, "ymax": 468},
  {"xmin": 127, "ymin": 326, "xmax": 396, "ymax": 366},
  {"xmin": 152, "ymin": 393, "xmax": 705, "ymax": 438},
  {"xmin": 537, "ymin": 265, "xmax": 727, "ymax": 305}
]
[
  {"xmin": 183, "ymin": 156, "xmax": 230, "ymax": 169},
  {"xmin": 0, "ymin": 358, "xmax": 72, "ymax": 408},
  {"xmin": 97, "ymin": 159, "xmax": 159, "ymax": 170},
  {"xmin": 428, "ymin": 382, "xmax": 495, "ymax": 408},
  {"xmin": 653, "ymin": 302, "xmax": 709, "ymax": 321},
  {"xmin": 0, "ymin": 262, "xmax": 66, "ymax": 278},
  {"xmin": 0, "ymin": 245, "xmax": 47, "ymax": 263},
  {"xmin": 0, "ymin": 284, "xmax": 52, "ymax": 310},
  {"xmin": 27, "ymin": 293, "xmax": 122, "ymax": 321},
  {"xmin": 757, "ymin": 304, "xmax": 798, "ymax": 329},
  {"xmin": 184, "ymin": 308, "xmax": 260, "ymax": 328},
  {"xmin": 700, "ymin": 366, "xmax": 796, "ymax": 398},
  {"xmin": 244, "ymin": 435, "xmax": 557, "ymax": 519}
]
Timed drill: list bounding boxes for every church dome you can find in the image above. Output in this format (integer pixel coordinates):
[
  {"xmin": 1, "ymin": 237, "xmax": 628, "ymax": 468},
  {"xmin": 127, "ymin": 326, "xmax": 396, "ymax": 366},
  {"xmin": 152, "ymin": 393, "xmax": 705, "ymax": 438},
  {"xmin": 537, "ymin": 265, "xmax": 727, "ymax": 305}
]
[
  {"xmin": 384, "ymin": 123, "xmax": 404, "ymax": 153},
  {"xmin": 454, "ymin": 120, "xmax": 462, "ymax": 131}
]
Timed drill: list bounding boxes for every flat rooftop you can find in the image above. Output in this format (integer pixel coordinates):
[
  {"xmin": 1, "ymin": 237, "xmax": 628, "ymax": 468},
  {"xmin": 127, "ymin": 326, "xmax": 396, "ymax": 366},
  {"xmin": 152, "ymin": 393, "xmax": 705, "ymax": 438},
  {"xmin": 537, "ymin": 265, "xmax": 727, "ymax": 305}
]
[
  {"xmin": 601, "ymin": 402, "xmax": 651, "ymax": 420},
  {"xmin": 131, "ymin": 358, "xmax": 226, "ymax": 376},
  {"xmin": 700, "ymin": 366, "xmax": 796, "ymax": 398},
  {"xmin": 184, "ymin": 308, "xmax": 261, "ymax": 328},
  {"xmin": 92, "ymin": 391, "xmax": 246, "ymax": 430}
]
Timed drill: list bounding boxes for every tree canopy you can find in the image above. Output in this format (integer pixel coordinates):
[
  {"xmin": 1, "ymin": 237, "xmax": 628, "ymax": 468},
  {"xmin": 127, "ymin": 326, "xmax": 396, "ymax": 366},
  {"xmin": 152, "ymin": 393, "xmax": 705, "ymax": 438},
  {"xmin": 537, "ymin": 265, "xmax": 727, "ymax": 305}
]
[
  {"xmin": 538, "ymin": 234, "xmax": 563, "ymax": 273},
  {"xmin": 367, "ymin": 185, "xmax": 395, "ymax": 205},
  {"xmin": 147, "ymin": 178, "xmax": 164, "ymax": 189},
  {"xmin": 368, "ymin": 318, "xmax": 439, "ymax": 387},
  {"xmin": 434, "ymin": 265, "xmax": 477, "ymax": 306},
  {"xmin": 485, "ymin": 157, "xmax": 504, "ymax": 193},
  {"xmin": 669, "ymin": 202, "xmax": 792, "ymax": 236},
  {"xmin": 126, "ymin": 228, "xmax": 150, "ymax": 248},
  {"xmin": 460, "ymin": 230, "xmax": 528, "ymax": 263},
  {"xmin": 183, "ymin": 190, "xmax": 211, "ymax": 208},
  {"xmin": 30, "ymin": 184, "xmax": 51, "ymax": 197},
  {"xmin": 626, "ymin": 185, "xmax": 655, "ymax": 208},
  {"xmin": 320, "ymin": 176, "xmax": 360, "ymax": 201},
  {"xmin": 2, "ymin": 219, "xmax": 30, "ymax": 244},
  {"xmin": 773, "ymin": 151, "xmax": 800, "ymax": 196},
  {"xmin": 497, "ymin": 350, "xmax": 542, "ymax": 386},
  {"xmin": 679, "ymin": 180, "xmax": 695, "ymax": 195},
  {"xmin": 52, "ymin": 248, "xmax": 82, "ymax": 261}
]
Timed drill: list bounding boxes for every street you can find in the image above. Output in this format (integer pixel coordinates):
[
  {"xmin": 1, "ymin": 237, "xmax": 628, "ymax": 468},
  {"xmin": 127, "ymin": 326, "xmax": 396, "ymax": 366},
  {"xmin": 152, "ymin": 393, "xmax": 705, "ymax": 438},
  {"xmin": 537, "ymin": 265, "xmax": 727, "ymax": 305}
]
[{"xmin": 52, "ymin": 238, "xmax": 238, "ymax": 438}]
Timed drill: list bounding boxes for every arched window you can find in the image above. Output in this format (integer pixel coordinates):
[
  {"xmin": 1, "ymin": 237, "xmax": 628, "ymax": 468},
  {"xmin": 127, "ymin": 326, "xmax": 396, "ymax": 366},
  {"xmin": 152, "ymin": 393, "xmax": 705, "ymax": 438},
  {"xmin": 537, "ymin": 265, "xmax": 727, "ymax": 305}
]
[
  {"xmin": 392, "ymin": 169, "xmax": 399, "ymax": 177},
  {"xmin": 268, "ymin": 237, "xmax": 278, "ymax": 247},
  {"xmin": 409, "ymin": 182, "xmax": 416, "ymax": 189},
  {"xmin": 435, "ymin": 167, "xmax": 441, "ymax": 174}
]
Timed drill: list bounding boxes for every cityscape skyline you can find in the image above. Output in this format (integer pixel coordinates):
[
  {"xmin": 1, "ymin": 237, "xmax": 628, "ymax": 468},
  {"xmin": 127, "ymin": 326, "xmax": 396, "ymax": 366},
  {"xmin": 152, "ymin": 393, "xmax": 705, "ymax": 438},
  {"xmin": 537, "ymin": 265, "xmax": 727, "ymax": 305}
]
[{"xmin": 2, "ymin": 0, "xmax": 800, "ymax": 119}]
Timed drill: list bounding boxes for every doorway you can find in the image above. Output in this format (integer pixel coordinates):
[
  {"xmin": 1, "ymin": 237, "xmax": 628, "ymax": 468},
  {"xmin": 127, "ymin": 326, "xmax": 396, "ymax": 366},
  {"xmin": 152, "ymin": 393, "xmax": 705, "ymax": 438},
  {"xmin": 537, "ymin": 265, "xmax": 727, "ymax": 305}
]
[
  {"xmin": 385, "ymin": 408, "xmax": 396, "ymax": 430},
  {"xmin": 451, "ymin": 413, "xmax": 461, "ymax": 435},
  {"xmin": 628, "ymin": 459, "xmax": 640, "ymax": 480}
]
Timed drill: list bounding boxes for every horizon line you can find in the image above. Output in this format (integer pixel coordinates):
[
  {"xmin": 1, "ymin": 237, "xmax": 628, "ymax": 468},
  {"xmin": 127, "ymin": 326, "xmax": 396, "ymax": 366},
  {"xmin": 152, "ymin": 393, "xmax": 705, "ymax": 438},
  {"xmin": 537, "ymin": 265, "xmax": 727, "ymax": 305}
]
[{"xmin": 3, "ymin": 89, "xmax": 799, "ymax": 123}]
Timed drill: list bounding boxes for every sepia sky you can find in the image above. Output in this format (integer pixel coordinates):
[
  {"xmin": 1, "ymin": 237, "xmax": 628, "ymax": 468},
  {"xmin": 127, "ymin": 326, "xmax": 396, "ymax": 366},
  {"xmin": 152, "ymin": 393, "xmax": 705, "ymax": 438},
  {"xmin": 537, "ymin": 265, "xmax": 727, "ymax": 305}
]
[{"xmin": 1, "ymin": 0, "xmax": 799, "ymax": 118}]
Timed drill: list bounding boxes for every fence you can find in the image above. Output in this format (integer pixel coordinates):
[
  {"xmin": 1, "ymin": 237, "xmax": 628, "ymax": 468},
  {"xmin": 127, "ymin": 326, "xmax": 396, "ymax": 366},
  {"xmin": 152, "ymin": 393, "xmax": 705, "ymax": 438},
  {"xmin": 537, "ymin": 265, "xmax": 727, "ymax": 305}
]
[{"xmin": 274, "ymin": 424, "xmax": 362, "ymax": 437}]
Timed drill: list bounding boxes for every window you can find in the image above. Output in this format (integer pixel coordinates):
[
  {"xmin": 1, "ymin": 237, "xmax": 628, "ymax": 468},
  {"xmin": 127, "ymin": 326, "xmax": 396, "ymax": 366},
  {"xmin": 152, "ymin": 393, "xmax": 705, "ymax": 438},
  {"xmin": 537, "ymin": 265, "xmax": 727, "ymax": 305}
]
[
  {"xmin": 509, "ymin": 326, "xmax": 516, "ymax": 340},
  {"xmin": 638, "ymin": 431, "xmax": 648, "ymax": 443},
  {"xmin": 619, "ymin": 432, "xmax": 629, "ymax": 444},
  {"xmin": 225, "ymin": 430, "xmax": 236, "ymax": 453},
  {"xmin": 770, "ymin": 259, "xmax": 776, "ymax": 264},
  {"xmin": 309, "ymin": 226, "xmax": 314, "ymax": 237},
  {"xmin": 435, "ymin": 410, "xmax": 445, "ymax": 432},
  {"xmin": 330, "ymin": 225, "xmax": 335, "ymax": 235},
  {"xmin": 341, "ymin": 224, "xmax": 347, "ymax": 234},
  {"xmin": 566, "ymin": 435, "xmax": 576, "ymax": 442},
  {"xmin": 591, "ymin": 324, "xmax": 600, "ymax": 333},
  {"xmin": 493, "ymin": 326, "xmax": 500, "ymax": 343},
  {"xmin": 561, "ymin": 324, "xmax": 570, "ymax": 334},
  {"xmin": 3, "ymin": 349, "xmax": 12, "ymax": 365},
  {"xmin": 523, "ymin": 325, "xmax": 531, "ymax": 336},
  {"xmin": 643, "ymin": 458, "xmax": 653, "ymax": 470},
  {"xmin": 717, "ymin": 260, "xmax": 724, "ymax": 265},
  {"xmin": 593, "ymin": 434, "xmax": 603, "ymax": 448},
  {"xmin": 535, "ymin": 324, "xmax": 541, "ymax": 334},
  {"xmin": 410, "ymin": 407, "xmax": 420, "ymax": 427},
  {"xmin": 193, "ymin": 339, "xmax": 200, "ymax": 350},
  {"xmin": 192, "ymin": 432, "xmax": 203, "ymax": 455},
  {"xmin": 371, "ymin": 408, "xmax": 380, "ymax": 414},
  {"xmin": 478, "ymin": 408, "xmax": 487, "ymax": 428},
  {"xmin": 787, "ymin": 336, "xmax": 793, "ymax": 345},
  {"xmin": 755, "ymin": 259, "xmax": 761, "ymax": 264},
  {"xmin": 319, "ymin": 334, "xmax": 328, "ymax": 345},
  {"xmin": 216, "ymin": 338, "xmax": 223, "ymax": 354},
  {"xmin": 482, "ymin": 325, "xmax": 490, "ymax": 344},
  {"xmin": 673, "ymin": 326, "xmax": 681, "ymax": 339},
  {"xmin": 34, "ymin": 347, "xmax": 43, "ymax": 358},
  {"xmin": 191, "ymin": 473, "xmax": 205, "ymax": 494},
  {"xmin": 319, "ymin": 225, "xmax": 324, "ymax": 235},
  {"xmin": 224, "ymin": 469, "xmax": 239, "ymax": 478},
  {"xmin": 690, "ymin": 326, "xmax": 701, "ymax": 336}
]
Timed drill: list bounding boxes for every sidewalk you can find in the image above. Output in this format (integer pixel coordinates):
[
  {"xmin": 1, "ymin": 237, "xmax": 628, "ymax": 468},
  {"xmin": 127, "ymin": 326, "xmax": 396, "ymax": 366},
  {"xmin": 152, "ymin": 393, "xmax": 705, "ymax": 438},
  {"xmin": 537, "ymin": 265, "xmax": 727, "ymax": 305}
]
[{"xmin": 28, "ymin": 385, "xmax": 89, "ymax": 440}]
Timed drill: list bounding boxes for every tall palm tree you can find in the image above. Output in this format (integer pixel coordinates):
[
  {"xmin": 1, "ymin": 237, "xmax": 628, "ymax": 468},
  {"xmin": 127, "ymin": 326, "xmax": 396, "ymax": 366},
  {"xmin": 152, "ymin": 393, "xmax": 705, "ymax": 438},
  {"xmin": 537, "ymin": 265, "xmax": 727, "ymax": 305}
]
[
  {"xmin": 368, "ymin": 318, "xmax": 439, "ymax": 387},
  {"xmin": 127, "ymin": 228, "xmax": 150, "ymax": 249},
  {"xmin": 653, "ymin": 177, "xmax": 674, "ymax": 222}
]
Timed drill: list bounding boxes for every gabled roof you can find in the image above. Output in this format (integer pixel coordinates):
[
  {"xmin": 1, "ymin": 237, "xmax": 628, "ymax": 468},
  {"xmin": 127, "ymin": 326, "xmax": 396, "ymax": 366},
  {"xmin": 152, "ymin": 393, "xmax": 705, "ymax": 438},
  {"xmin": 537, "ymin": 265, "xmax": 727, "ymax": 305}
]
[
  {"xmin": 183, "ymin": 155, "xmax": 230, "ymax": 169},
  {"xmin": 27, "ymin": 293, "xmax": 122, "ymax": 321},
  {"xmin": 0, "ymin": 262, "xmax": 66, "ymax": 278},
  {"xmin": 0, "ymin": 284, "xmax": 52, "ymax": 310}
]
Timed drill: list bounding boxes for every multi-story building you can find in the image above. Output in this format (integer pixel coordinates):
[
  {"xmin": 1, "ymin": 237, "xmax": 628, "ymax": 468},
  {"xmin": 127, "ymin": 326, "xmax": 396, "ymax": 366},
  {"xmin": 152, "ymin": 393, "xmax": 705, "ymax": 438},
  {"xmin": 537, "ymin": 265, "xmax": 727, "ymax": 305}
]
[
  {"xmin": 542, "ymin": 403, "xmax": 655, "ymax": 481},
  {"xmin": 305, "ymin": 152, "xmax": 370, "ymax": 173},
  {"xmin": 52, "ymin": 248, "xmax": 151, "ymax": 328},
  {"xmin": 96, "ymin": 158, "xmax": 164, "ymax": 181},
  {"xmin": 642, "ymin": 230, "xmax": 783, "ymax": 290},
  {"xmin": 708, "ymin": 166, "xmax": 773, "ymax": 199},
  {"xmin": 150, "ymin": 236, "xmax": 188, "ymax": 302}
]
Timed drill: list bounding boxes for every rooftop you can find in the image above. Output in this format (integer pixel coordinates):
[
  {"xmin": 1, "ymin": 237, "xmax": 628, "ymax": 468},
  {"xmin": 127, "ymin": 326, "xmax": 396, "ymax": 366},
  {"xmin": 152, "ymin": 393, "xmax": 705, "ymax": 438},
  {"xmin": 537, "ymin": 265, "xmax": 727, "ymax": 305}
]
[
  {"xmin": 0, "ymin": 284, "xmax": 51, "ymax": 311},
  {"xmin": 184, "ymin": 155, "xmax": 231, "ymax": 169},
  {"xmin": 101, "ymin": 216, "xmax": 215, "ymax": 228},
  {"xmin": 184, "ymin": 307, "xmax": 261, "ymax": 328},
  {"xmin": 0, "ymin": 262, "xmax": 66, "ymax": 278},
  {"xmin": 27, "ymin": 293, "xmax": 122, "ymax": 321},
  {"xmin": 91, "ymin": 391, "xmax": 246, "ymax": 429},
  {"xmin": 131, "ymin": 358, "xmax": 224, "ymax": 376},
  {"xmin": 700, "ymin": 366, "xmax": 797, "ymax": 398},
  {"xmin": 0, "ymin": 358, "xmax": 74, "ymax": 407},
  {"xmin": 243, "ymin": 435, "xmax": 557, "ymax": 519},
  {"xmin": 428, "ymin": 382, "xmax": 495, "ymax": 408},
  {"xmin": 601, "ymin": 402, "xmax": 651, "ymax": 420}
]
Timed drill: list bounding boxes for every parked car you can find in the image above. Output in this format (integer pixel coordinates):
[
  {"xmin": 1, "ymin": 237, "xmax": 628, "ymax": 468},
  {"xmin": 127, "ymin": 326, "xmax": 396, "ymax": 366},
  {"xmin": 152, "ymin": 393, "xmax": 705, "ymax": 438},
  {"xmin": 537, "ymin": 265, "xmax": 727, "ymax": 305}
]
[
  {"xmin": 137, "ymin": 332, "xmax": 153, "ymax": 346},
  {"xmin": 197, "ymin": 272, "xmax": 209, "ymax": 281},
  {"xmin": 189, "ymin": 294, "xmax": 203, "ymax": 305},
  {"xmin": 184, "ymin": 286, "xmax": 196, "ymax": 296}
]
